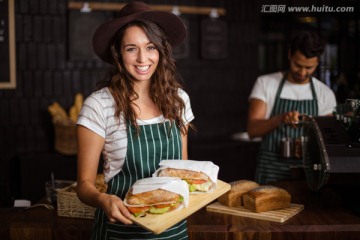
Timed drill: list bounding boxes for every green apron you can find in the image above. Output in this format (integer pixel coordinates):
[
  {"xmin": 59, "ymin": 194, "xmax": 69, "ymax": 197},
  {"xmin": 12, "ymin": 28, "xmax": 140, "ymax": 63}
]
[
  {"xmin": 255, "ymin": 73, "xmax": 318, "ymax": 184},
  {"xmin": 91, "ymin": 121, "xmax": 188, "ymax": 240}
]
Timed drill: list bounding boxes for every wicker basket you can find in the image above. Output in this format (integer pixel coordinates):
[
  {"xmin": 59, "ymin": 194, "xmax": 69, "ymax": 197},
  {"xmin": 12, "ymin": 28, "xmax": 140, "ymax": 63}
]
[
  {"xmin": 57, "ymin": 185, "xmax": 96, "ymax": 219},
  {"xmin": 53, "ymin": 119, "xmax": 77, "ymax": 155}
]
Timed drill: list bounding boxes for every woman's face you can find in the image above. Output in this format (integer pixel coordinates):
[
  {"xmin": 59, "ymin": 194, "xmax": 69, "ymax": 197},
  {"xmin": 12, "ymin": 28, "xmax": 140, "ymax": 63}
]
[{"xmin": 120, "ymin": 25, "xmax": 159, "ymax": 82}]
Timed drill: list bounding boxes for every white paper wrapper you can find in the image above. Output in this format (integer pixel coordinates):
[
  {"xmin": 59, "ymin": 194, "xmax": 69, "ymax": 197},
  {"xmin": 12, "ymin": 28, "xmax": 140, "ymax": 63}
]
[
  {"xmin": 128, "ymin": 177, "xmax": 189, "ymax": 207},
  {"xmin": 152, "ymin": 160, "xmax": 219, "ymax": 191}
]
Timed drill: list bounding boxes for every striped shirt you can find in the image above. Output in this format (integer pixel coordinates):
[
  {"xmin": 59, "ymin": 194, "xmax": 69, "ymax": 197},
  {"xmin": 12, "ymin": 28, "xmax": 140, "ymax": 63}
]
[{"xmin": 77, "ymin": 87, "xmax": 194, "ymax": 183}]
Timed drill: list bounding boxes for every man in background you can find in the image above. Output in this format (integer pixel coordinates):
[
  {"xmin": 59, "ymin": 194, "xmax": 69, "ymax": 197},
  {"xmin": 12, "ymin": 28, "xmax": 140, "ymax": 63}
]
[{"xmin": 247, "ymin": 31, "xmax": 337, "ymax": 184}]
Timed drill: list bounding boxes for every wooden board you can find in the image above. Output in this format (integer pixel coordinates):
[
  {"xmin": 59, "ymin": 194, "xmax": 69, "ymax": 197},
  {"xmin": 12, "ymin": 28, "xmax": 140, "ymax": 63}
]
[
  {"xmin": 206, "ymin": 202, "xmax": 304, "ymax": 223},
  {"xmin": 130, "ymin": 180, "xmax": 231, "ymax": 234}
]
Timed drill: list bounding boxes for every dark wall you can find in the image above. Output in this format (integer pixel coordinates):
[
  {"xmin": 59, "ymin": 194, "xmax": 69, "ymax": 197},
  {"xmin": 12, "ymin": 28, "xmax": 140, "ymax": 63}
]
[
  {"xmin": 184, "ymin": 1, "xmax": 260, "ymax": 140},
  {"xmin": 0, "ymin": 1, "xmax": 260, "ymax": 206},
  {"xmin": 3, "ymin": 1, "xmax": 358, "ymax": 207}
]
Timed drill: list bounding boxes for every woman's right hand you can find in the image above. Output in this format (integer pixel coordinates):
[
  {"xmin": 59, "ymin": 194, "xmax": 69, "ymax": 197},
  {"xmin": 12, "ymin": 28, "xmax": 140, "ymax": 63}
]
[{"xmin": 99, "ymin": 193, "xmax": 133, "ymax": 225}]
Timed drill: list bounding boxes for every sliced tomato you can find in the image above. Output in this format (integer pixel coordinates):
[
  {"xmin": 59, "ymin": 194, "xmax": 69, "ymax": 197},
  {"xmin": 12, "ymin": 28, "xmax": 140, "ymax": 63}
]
[
  {"xmin": 127, "ymin": 206, "xmax": 151, "ymax": 214},
  {"xmin": 153, "ymin": 204, "xmax": 172, "ymax": 209},
  {"xmin": 187, "ymin": 179, "xmax": 208, "ymax": 184}
]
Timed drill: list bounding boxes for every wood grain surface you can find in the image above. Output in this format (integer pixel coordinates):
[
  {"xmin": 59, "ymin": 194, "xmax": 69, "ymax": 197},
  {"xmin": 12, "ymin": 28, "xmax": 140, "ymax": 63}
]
[
  {"xmin": 206, "ymin": 201, "xmax": 304, "ymax": 223},
  {"xmin": 130, "ymin": 180, "xmax": 231, "ymax": 234}
]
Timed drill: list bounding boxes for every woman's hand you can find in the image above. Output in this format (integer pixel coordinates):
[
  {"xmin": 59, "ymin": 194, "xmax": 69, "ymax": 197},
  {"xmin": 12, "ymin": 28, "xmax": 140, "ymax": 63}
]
[{"xmin": 99, "ymin": 193, "xmax": 133, "ymax": 225}]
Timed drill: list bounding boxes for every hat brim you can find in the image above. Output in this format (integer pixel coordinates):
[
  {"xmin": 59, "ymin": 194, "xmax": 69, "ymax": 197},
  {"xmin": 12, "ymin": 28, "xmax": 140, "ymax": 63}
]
[{"xmin": 93, "ymin": 11, "xmax": 186, "ymax": 64}]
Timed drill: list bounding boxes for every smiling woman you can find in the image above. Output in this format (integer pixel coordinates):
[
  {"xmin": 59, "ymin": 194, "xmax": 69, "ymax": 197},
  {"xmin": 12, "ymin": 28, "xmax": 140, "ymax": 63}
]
[
  {"xmin": 120, "ymin": 24, "xmax": 159, "ymax": 83},
  {"xmin": 75, "ymin": 2, "xmax": 194, "ymax": 239}
]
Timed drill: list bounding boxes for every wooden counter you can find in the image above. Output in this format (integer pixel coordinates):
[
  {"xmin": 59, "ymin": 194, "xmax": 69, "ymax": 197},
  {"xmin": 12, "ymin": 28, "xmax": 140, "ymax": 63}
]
[
  {"xmin": 2, "ymin": 180, "xmax": 360, "ymax": 240},
  {"xmin": 187, "ymin": 180, "xmax": 360, "ymax": 240},
  {"xmin": 0, "ymin": 207, "xmax": 93, "ymax": 240}
]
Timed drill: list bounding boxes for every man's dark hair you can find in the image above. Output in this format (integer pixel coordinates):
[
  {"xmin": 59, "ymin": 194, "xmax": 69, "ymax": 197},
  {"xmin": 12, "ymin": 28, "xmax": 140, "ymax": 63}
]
[{"xmin": 289, "ymin": 31, "xmax": 325, "ymax": 58}]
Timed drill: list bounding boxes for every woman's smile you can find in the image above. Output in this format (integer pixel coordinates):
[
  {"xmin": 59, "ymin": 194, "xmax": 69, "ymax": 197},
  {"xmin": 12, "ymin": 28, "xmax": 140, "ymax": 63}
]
[
  {"xmin": 135, "ymin": 65, "xmax": 151, "ymax": 73},
  {"xmin": 121, "ymin": 25, "xmax": 159, "ymax": 82}
]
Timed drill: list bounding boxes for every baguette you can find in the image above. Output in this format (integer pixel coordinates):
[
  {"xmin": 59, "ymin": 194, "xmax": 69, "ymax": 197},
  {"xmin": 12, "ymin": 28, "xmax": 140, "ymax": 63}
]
[
  {"xmin": 217, "ymin": 180, "xmax": 259, "ymax": 207},
  {"xmin": 48, "ymin": 102, "xmax": 68, "ymax": 121},
  {"xmin": 242, "ymin": 185, "xmax": 291, "ymax": 213}
]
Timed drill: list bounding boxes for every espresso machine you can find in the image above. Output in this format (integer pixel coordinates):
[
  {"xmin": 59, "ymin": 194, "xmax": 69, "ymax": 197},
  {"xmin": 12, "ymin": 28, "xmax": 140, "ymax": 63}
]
[{"xmin": 302, "ymin": 100, "xmax": 360, "ymax": 193}]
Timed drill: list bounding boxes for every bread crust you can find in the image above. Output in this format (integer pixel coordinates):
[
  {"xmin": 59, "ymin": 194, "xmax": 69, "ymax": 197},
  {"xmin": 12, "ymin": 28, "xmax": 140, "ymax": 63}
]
[
  {"xmin": 242, "ymin": 186, "xmax": 291, "ymax": 213},
  {"xmin": 158, "ymin": 168, "xmax": 209, "ymax": 180},
  {"xmin": 218, "ymin": 180, "xmax": 259, "ymax": 207},
  {"xmin": 126, "ymin": 189, "xmax": 180, "ymax": 206}
]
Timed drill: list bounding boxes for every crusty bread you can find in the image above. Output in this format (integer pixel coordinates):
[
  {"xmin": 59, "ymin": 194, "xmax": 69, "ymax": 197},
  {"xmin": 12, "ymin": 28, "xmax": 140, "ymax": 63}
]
[
  {"xmin": 242, "ymin": 185, "xmax": 291, "ymax": 213},
  {"xmin": 158, "ymin": 168, "xmax": 209, "ymax": 180},
  {"xmin": 126, "ymin": 189, "xmax": 180, "ymax": 206},
  {"xmin": 218, "ymin": 180, "xmax": 259, "ymax": 207}
]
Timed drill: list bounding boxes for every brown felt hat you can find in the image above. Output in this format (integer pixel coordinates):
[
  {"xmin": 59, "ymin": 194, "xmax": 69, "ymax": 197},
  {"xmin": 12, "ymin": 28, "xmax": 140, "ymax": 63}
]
[{"xmin": 92, "ymin": 1, "xmax": 187, "ymax": 63}]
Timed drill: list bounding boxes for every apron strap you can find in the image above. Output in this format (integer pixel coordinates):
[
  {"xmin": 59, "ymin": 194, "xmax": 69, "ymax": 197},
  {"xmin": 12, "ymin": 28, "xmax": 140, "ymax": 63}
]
[
  {"xmin": 270, "ymin": 72, "xmax": 287, "ymax": 117},
  {"xmin": 309, "ymin": 76, "xmax": 318, "ymax": 104},
  {"xmin": 270, "ymin": 71, "xmax": 318, "ymax": 117}
]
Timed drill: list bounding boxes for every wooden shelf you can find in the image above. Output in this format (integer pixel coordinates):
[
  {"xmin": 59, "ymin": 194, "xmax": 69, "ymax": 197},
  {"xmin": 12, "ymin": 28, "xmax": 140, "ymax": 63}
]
[{"xmin": 68, "ymin": 2, "xmax": 226, "ymax": 16}]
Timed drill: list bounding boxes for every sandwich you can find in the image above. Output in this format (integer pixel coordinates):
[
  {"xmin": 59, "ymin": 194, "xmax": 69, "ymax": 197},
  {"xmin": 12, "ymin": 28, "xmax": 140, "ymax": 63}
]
[
  {"xmin": 124, "ymin": 177, "xmax": 189, "ymax": 217},
  {"xmin": 125, "ymin": 188, "xmax": 184, "ymax": 217},
  {"xmin": 154, "ymin": 160, "xmax": 219, "ymax": 193},
  {"xmin": 157, "ymin": 168, "xmax": 213, "ymax": 192}
]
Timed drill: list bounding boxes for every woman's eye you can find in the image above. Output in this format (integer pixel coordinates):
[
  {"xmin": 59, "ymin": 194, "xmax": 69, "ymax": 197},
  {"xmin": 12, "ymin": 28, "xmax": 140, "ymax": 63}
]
[
  {"xmin": 148, "ymin": 45, "xmax": 157, "ymax": 50},
  {"xmin": 126, "ymin": 47, "xmax": 136, "ymax": 52}
]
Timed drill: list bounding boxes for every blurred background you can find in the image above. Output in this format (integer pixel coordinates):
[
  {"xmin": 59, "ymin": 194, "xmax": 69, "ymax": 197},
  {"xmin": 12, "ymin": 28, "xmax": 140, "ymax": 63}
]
[{"xmin": 0, "ymin": 0, "xmax": 359, "ymax": 207}]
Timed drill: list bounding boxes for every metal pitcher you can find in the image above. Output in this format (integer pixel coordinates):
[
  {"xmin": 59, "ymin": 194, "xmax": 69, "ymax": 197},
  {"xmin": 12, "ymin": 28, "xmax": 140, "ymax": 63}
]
[{"xmin": 281, "ymin": 137, "xmax": 294, "ymax": 158}]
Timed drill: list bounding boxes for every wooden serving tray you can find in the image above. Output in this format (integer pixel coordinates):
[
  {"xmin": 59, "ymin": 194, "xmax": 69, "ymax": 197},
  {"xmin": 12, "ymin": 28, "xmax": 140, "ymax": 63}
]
[
  {"xmin": 129, "ymin": 180, "xmax": 231, "ymax": 234},
  {"xmin": 206, "ymin": 202, "xmax": 304, "ymax": 223}
]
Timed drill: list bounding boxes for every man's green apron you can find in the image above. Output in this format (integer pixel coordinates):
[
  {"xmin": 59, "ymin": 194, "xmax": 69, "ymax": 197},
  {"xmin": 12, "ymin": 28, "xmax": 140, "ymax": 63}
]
[
  {"xmin": 255, "ymin": 73, "xmax": 318, "ymax": 184},
  {"xmin": 91, "ymin": 121, "xmax": 188, "ymax": 240}
]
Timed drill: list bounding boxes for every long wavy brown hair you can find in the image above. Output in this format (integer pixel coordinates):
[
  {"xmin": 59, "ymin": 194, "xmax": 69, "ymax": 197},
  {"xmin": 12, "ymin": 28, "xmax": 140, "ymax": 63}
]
[{"xmin": 96, "ymin": 19, "xmax": 191, "ymax": 135}]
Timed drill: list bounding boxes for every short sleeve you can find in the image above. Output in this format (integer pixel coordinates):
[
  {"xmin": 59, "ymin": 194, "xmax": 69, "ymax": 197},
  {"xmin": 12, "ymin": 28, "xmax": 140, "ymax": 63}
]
[
  {"xmin": 249, "ymin": 76, "xmax": 267, "ymax": 103},
  {"xmin": 317, "ymin": 84, "xmax": 337, "ymax": 115},
  {"xmin": 178, "ymin": 89, "xmax": 195, "ymax": 125},
  {"xmin": 77, "ymin": 92, "xmax": 107, "ymax": 138}
]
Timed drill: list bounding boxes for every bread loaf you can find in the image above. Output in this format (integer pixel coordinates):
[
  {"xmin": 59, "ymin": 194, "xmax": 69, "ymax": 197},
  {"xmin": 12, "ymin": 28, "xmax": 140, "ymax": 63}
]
[
  {"xmin": 242, "ymin": 185, "xmax": 291, "ymax": 213},
  {"xmin": 218, "ymin": 180, "xmax": 259, "ymax": 207}
]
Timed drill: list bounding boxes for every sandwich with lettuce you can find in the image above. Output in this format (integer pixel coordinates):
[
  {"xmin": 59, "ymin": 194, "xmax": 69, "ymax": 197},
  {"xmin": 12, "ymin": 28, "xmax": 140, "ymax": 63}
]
[
  {"xmin": 124, "ymin": 177, "xmax": 189, "ymax": 217},
  {"xmin": 157, "ymin": 168, "xmax": 213, "ymax": 192},
  {"xmin": 154, "ymin": 160, "xmax": 219, "ymax": 193}
]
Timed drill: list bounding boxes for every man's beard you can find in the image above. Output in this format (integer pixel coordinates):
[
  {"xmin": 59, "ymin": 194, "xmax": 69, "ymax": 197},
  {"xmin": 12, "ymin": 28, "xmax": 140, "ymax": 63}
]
[{"xmin": 289, "ymin": 71, "xmax": 311, "ymax": 83}]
